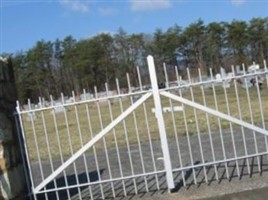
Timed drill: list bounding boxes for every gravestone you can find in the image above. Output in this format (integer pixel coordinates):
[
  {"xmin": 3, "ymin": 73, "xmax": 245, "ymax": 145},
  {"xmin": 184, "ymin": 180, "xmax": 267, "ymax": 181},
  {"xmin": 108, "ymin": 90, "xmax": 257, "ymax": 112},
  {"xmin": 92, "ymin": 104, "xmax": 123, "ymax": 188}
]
[
  {"xmin": 0, "ymin": 57, "xmax": 27, "ymax": 199},
  {"xmin": 52, "ymin": 102, "xmax": 66, "ymax": 114}
]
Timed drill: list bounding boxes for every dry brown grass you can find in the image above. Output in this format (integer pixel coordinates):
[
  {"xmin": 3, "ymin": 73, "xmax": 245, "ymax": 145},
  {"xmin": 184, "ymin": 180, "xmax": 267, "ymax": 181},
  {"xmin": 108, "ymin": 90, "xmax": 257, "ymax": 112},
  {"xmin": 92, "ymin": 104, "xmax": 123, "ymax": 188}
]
[{"xmin": 21, "ymin": 84, "xmax": 268, "ymax": 161}]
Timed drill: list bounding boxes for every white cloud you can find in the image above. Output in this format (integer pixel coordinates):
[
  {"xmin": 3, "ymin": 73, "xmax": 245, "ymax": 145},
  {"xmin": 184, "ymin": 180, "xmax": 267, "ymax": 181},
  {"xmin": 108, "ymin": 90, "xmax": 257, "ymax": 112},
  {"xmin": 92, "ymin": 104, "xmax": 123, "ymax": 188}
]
[
  {"xmin": 98, "ymin": 7, "xmax": 117, "ymax": 16},
  {"xmin": 130, "ymin": 0, "xmax": 172, "ymax": 11},
  {"xmin": 59, "ymin": 0, "xmax": 89, "ymax": 13},
  {"xmin": 231, "ymin": 0, "xmax": 246, "ymax": 6}
]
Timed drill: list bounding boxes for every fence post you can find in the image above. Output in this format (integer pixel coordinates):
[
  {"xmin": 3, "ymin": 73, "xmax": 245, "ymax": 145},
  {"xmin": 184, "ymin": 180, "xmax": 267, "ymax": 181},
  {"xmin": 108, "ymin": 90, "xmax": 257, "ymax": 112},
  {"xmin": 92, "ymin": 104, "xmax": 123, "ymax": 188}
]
[
  {"xmin": 0, "ymin": 57, "xmax": 27, "ymax": 199},
  {"xmin": 147, "ymin": 55, "xmax": 175, "ymax": 190}
]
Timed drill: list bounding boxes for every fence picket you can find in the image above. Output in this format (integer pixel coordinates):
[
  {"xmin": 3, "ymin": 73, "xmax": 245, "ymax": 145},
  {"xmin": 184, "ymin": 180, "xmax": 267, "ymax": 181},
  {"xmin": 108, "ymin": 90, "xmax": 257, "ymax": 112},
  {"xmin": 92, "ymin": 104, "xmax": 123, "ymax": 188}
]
[{"xmin": 15, "ymin": 56, "xmax": 268, "ymax": 199}]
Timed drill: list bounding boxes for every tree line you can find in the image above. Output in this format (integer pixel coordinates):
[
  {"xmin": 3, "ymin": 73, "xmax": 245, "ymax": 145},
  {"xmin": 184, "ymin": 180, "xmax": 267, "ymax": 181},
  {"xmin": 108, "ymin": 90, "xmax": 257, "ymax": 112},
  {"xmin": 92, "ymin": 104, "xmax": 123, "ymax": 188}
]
[{"xmin": 4, "ymin": 17, "xmax": 268, "ymax": 102}]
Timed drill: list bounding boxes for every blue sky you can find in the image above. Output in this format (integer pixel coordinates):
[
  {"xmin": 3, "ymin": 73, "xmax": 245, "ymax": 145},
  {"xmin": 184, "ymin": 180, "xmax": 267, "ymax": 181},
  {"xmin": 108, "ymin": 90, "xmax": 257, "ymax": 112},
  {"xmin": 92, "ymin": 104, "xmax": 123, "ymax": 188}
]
[{"xmin": 1, "ymin": 0, "xmax": 268, "ymax": 54}]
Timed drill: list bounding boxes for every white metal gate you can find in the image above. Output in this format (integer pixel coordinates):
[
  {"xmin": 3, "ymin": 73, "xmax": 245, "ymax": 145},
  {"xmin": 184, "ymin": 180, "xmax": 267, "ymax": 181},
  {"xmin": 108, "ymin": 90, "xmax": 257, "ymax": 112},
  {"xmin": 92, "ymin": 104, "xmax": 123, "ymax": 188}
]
[{"xmin": 16, "ymin": 56, "xmax": 268, "ymax": 199}]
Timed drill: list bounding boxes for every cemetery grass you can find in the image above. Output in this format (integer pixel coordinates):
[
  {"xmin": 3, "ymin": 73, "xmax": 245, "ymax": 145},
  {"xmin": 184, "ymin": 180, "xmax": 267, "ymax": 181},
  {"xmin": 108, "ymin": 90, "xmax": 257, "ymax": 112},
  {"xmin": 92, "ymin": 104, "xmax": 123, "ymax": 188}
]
[{"xmin": 21, "ymin": 85, "xmax": 268, "ymax": 161}]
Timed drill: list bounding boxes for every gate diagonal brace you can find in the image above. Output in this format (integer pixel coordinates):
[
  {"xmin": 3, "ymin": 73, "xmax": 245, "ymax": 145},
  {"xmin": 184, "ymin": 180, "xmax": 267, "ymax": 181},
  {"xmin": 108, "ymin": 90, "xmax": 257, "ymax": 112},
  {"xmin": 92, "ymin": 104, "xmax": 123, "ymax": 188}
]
[
  {"xmin": 34, "ymin": 92, "xmax": 152, "ymax": 193},
  {"xmin": 161, "ymin": 91, "xmax": 268, "ymax": 136}
]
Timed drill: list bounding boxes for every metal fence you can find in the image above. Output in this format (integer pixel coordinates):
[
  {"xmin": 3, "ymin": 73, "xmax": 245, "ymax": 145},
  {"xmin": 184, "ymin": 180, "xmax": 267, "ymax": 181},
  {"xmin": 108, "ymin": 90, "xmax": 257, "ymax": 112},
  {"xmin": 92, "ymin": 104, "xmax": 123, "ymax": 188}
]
[{"xmin": 16, "ymin": 56, "xmax": 268, "ymax": 199}]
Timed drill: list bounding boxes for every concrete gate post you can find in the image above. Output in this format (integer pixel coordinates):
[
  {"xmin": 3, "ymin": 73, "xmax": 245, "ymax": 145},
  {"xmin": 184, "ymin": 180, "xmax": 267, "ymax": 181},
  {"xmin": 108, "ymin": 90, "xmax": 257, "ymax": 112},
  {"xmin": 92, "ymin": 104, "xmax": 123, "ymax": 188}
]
[{"xmin": 0, "ymin": 57, "xmax": 27, "ymax": 199}]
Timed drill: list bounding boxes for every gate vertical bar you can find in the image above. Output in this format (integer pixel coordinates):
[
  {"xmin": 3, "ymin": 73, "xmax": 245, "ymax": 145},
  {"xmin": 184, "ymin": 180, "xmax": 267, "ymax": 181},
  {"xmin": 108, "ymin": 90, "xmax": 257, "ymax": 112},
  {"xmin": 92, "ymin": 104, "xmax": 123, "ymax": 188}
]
[{"xmin": 147, "ymin": 55, "xmax": 175, "ymax": 190}]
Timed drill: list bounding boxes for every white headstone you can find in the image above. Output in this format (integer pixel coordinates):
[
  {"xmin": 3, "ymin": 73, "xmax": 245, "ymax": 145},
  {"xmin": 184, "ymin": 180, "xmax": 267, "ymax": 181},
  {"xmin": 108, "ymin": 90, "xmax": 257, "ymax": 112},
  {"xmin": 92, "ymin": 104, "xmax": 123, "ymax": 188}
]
[
  {"xmin": 220, "ymin": 67, "xmax": 226, "ymax": 78},
  {"xmin": 51, "ymin": 102, "xmax": 65, "ymax": 114},
  {"xmin": 65, "ymin": 97, "xmax": 74, "ymax": 104},
  {"xmin": 236, "ymin": 65, "xmax": 243, "ymax": 74},
  {"xmin": 215, "ymin": 73, "xmax": 221, "ymax": 81},
  {"xmin": 80, "ymin": 93, "xmax": 93, "ymax": 101},
  {"xmin": 248, "ymin": 64, "xmax": 260, "ymax": 73},
  {"xmin": 26, "ymin": 112, "xmax": 37, "ymax": 121}
]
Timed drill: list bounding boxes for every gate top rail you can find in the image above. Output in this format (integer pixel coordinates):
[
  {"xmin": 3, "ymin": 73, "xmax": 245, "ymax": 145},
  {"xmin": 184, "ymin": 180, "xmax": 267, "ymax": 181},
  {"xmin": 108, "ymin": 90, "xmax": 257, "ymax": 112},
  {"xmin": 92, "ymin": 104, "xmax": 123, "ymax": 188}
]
[{"xmin": 161, "ymin": 68, "xmax": 268, "ymax": 92}]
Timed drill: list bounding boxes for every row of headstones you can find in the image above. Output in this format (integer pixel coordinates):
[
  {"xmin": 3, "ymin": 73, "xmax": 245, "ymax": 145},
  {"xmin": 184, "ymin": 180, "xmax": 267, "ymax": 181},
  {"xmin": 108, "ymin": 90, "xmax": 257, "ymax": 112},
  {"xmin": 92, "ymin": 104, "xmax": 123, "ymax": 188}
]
[
  {"xmin": 24, "ymin": 64, "xmax": 265, "ymax": 120},
  {"xmin": 197, "ymin": 65, "xmax": 263, "ymax": 89},
  {"xmin": 23, "ymin": 64, "xmax": 261, "ymax": 113},
  {"xmin": 24, "ymin": 90, "xmax": 128, "ymax": 121},
  {"xmin": 22, "ymin": 90, "xmax": 118, "ymax": 110}
]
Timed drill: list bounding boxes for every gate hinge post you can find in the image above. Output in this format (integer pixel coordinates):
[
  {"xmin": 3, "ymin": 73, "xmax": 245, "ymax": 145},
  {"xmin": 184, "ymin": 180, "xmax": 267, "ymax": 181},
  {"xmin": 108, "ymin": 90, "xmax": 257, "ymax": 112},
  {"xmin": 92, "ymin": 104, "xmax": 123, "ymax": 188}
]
[{"xmin": 147, "ymin": 55, "xmax": 175, "ymax": 189}]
